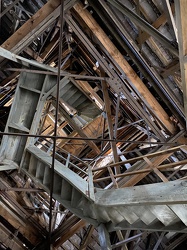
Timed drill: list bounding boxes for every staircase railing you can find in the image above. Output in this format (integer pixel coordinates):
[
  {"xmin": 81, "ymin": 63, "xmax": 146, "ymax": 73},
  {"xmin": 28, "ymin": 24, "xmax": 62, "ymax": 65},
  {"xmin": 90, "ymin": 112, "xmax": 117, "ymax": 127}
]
[{"xmin": 32, "ymin": 139, "xmax": 96, "ymax": 200}]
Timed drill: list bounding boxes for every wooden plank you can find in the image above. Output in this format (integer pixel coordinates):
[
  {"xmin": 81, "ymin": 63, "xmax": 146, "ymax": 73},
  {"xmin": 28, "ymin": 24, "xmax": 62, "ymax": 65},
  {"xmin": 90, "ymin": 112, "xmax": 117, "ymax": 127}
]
[
  {"xmin": 0, "ymin": 202, "xmax": 39, "ymax": 244},
  {"xmin": 58, "ymin": 103, "xmax": 101, "ymax": 154},
  {"xmin": 0, "ymin": 0, "xmax": 21, "ymax": 18},
  {"xmin": 164, "ymin": 234, "xmax": 187, "ymax": 250},
  {"xmin": 58, "ymin": 115, "xmax": 104, "ymax": 155},
  {"xmin": 92, "ymin": 145, "xmax": 182, "ymax": 172},
  {"xmin": 40, "ymin": 32, "xmax": 60, "ymax": 62},
  {"xmin": 110, "ymin": 219, "xmax": 187, "ymax": 233},
  {"xmin": 143, "ymin": 157, "xmax": 168, "ymax": 182},
  {"xmin": 116, "ymin": 230, "xmax": 128, "ymax": 250},
  {"xmin": 80, "ymin": 225, "xmax": 95, "ymax": 250},
  {"xmin": 1, "ymin": 0, "xmax": 61, "ymax": 52},
  {"xmin": 121, "ymin": 158, "xmax": 168, "ymax": 188},
  {"xmin": 54, "ymin": 220, "xmax": 86, "ymax": 248},
  {"xmin": 163, "ymin": 1, "xmax": 177, "ymax": 40},
  {"xmin": 76, "ymin": 80, "xmax": 104, "ymax": 108},
  {"xmin": 148, "ymin": 205, "xmax": 179, "ymax": 226},
  {"xmin": 120, "ymin": 132, "xmax": 187, "ymax": 187},
  {"xmin": 107, "ymin": 0, "xmax": 178, "ymax": 56},
  {"xmin": 130, "ymin": 205, "xmax": 156, "ymax": 225},
  {"xmin": 169, "ymin": 204, "xmax": 187, "ymax": 226},
  {"xmin": 73, "ymin": 2, "xmax": 176, "ymax": 134}
]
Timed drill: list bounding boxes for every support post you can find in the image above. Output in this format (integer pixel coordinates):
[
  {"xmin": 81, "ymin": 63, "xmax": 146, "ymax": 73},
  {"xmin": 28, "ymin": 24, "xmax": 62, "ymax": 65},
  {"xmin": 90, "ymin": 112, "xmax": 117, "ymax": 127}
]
[{"xmin": 98, "ymin": 224, "xmax": 112, "ymax": 250}]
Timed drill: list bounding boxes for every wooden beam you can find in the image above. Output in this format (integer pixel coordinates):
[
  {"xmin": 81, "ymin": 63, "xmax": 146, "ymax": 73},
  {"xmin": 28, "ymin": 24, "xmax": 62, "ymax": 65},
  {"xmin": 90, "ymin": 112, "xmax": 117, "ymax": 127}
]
[
  {"xmin": 57, "ymin": 102, "xmax": 101, "ymax": 154},
  {"xmin": 1, "ymin": 0, "xmax": 61, "ymax": 52},
  {"xmin": 76, "ymin": 80, "xmax": 104, "ymax": 109},
  {"xmin": 92, "ymin": 145, "xmax": 183, "ymax": 172},
  {"xmin": 57, "ymin": 115, "xmax": 106, "ymax": 155},
  {"xmin": 109, "ymin": 220, "xmax": 187, "ymax": 234},
  {"xmin": 93, "ymin": 158, "xmax": 187, "ymax": 182},
  {"xmin": 80, "ymin": 225, "xmax": 94, "ymax": 250},
  {"xmin": 73, "ymin": 2, "xmax": 176, "ymax": 134},
  {"xmin": 118, "ymin": 153, "xmax": 172, "ymax": 187},
  {"xmin": 0, "ymin": 201, "xmax": 41, "ymax": 245},
  {"xmin": 143, "ymin": 157, "xmax": 168, "ymax": 182},
  {"xmin": 120, "ymin": 131, "xmax": 187, "ymax": 187},
  {"xmin": 102, "ymin": 80, "xmax": 120, "ymax": 175},
  {"xmin": 164, "ymin": 234, "xmax": 187, "ymax": 250},
  {"xmin": 0, "ymin": 0, "xmax": 20, "ymax": 19},
  {"xmin": 116, "ymin": 230, "xmax": 128, "ymax": 250},
  {"xmin": 107, "ymin": 0, "xmax": 178, "ymax": 56},
  {"xmin": 53, "ymin": 220, "xmax": 86, "ymax": 248},
  {"xmin": 40, "ymin": 32, "xmax": 59, "ymax": 62},
  {"xmin": 175, "ymin": 0, "xmax": 187, "ymax": 128}
]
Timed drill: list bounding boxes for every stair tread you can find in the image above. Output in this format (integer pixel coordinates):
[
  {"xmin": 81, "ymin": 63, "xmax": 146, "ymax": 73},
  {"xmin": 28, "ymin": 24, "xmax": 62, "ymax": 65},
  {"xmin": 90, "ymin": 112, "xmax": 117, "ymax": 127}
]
[
  {"xmin": 130, "ymin": 205, "xmax": 156, "ymax": 225},
  {"xmin": 116, "ymin": 206, "xmax": 139, "ymax": 224},
  {"xmin": 26, "ymin": 145, "xmax": 89, "ymax": 199},
  {"xmin": 169, "ymin": 204, "xmax": 187, "ymax": 226},
  {"xmin": 148, "ymin": 205, "xmax": 179, "ymax": 226},
  {"xmin": 105, "ymin": 207, "xmax": 127, "ymax": 224},
  {"xmin": 61, "ymin": 86, "xmax": 79, "ymax": 102},
  {"xmin": 69, "ymin": 94, "xmax": 87, "ymax": 108},
  {"xmin": 22, "ymin": 146, "xmax": 187, "ymax": 231},
  {"xmin": 59, "ymin": 82, "xmax": 72, "ymax": 97}
]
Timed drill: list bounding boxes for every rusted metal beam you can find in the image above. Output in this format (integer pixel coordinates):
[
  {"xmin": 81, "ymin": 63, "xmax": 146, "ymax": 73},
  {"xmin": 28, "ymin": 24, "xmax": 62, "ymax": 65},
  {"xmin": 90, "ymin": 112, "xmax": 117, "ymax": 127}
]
[
  {"xmin": 0, "ymin": 129, "xmax": 180, "ymax": 145},
  {"xmin": 107, "ymin": 0, "xmax": 178, "ymax": 56}
]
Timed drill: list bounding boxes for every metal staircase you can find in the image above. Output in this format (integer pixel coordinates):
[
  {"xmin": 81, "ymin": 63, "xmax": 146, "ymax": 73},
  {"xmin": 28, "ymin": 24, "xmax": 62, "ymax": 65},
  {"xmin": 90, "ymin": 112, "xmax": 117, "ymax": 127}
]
[
  {"xmin": 0, "ymin": 71, "xmax": 100, "ymax": 165},
  {"xmin": 20, "ymin": 144, "xmax": 187, "ymax": 234},
  {"xmin": 1, "ymin": 70, "xmax": 187, "ymax": 242},
  {"xmin": 51, "ymin": 79, "xmax": 101, "ymax": 121}
]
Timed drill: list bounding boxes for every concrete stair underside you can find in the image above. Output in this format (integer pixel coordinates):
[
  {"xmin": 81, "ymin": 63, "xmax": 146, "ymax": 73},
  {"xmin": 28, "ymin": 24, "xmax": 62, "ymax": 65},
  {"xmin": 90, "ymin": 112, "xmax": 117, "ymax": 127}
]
[{"xmin": 21, "ymin": 145, "xmax": 187, "ymax": 233}]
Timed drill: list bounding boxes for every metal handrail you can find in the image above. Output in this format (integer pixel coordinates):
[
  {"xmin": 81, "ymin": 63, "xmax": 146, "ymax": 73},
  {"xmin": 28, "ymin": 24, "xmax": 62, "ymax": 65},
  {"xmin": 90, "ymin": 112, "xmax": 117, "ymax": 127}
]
[{"xmin": 35, "ymin": 139, "xmax": 88, "ymax": 175}]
